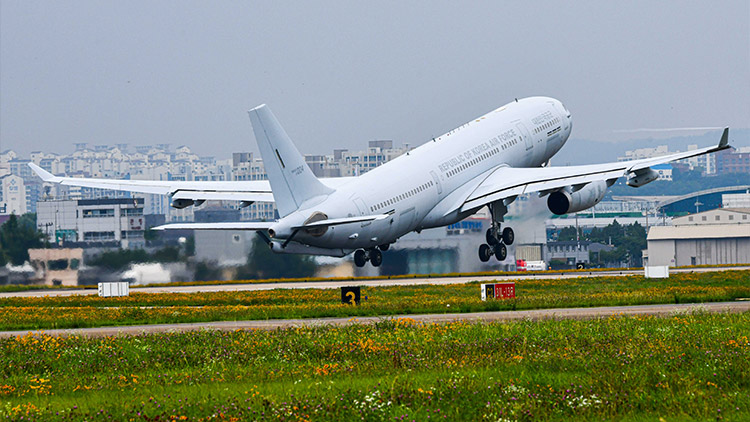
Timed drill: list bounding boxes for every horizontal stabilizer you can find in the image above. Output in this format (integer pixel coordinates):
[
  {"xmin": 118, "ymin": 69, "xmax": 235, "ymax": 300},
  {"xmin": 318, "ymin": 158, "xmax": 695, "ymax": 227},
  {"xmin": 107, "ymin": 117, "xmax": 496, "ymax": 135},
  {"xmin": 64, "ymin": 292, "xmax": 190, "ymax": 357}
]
[{"xmin": 152, "ymin": 222, "xmax": 274, "ymax": 231}]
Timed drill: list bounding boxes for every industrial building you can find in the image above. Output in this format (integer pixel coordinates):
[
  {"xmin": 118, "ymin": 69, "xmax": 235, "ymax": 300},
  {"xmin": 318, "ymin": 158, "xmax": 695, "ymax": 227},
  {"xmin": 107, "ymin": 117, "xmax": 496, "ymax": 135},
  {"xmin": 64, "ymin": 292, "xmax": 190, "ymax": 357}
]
[
  {"xmin": 646, "ymin": 208, "xmax": 750, "ymax": 266},
  {"xmin": 545, "ymin": 241, "xmax": 615, "ymax": 268},
  {"xmin": 36, "ymin": 198, "xmax": 145, "ymax": 248}
]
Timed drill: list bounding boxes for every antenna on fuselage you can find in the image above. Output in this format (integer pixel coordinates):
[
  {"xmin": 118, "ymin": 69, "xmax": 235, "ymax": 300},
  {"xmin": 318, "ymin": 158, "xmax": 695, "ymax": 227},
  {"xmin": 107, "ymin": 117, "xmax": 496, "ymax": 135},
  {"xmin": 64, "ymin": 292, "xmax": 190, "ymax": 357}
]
[{"xmin": 515, "ymin": 98, "xmax": 518, "ymax": 102}]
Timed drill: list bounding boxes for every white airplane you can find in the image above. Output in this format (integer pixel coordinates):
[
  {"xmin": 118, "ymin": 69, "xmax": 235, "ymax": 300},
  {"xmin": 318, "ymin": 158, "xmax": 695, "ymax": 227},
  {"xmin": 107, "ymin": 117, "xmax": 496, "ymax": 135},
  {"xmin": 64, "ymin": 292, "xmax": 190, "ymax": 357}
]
[{"xmin": 30, "ymin": 97, "xmax": 730, "ymax": 267}]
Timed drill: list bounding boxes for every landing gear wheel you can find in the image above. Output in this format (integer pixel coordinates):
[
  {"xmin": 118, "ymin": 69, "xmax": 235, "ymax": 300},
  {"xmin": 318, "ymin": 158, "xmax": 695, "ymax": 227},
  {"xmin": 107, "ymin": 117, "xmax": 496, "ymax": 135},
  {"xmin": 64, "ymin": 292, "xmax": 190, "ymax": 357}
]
[
  {"xmin": 486, "ymin": 228, "xmax": 499, "ymax": 246},
  {"xmin": 378, "ymin": 243, "xmax": 390, "ymax": 251},
  {"xmin": 478, "ymin": 244, "xmax": 492, "ymax": 262},
  {"xmin": 354, "ymin": 249, "xmax": 367, "ymax": 267},
  {"xmin": 502, "ymin": 227, "xmax": 514, "ymax": 245},
  {"xmin": 369, "ymin": 248, "xmax": 382, "ymax": 267},
  {"xmin": 494, "ymin": 243, "xmax": 507, "ymax": 261}
]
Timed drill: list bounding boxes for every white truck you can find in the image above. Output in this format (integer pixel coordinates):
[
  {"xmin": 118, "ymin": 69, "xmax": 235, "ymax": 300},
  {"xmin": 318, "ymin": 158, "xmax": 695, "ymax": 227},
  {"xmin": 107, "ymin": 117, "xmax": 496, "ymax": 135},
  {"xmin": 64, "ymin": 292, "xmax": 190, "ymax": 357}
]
[{"xmin": 516, "ymin": 259, "xmax": 548, "ymax": 271}]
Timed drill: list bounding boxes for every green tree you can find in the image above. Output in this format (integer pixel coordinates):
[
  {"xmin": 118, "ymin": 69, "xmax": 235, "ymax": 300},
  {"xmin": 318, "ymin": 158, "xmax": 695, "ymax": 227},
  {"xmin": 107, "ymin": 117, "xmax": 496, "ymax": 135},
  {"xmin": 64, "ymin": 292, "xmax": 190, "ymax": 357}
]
[
  {"xmin": 582, "ymin": 220, "xmax": 647, "ymax": 267},
  {"xmin": 622, "ymin": 221, "xmax": 647, "ymax": 266},
  {"xmin": 0, "ymin": 213, "xmax": 44, "ymax": 265},
  {"xmin": 557, "ymin": 226, "xmax": 582, "ymax": 242},
  {"xmin": 88, "ymin": 249, "xmax": 151, "ymax": 270},
  {"xmin": 236, "ymin": 235, "xmax": 317, "ymax": 279}
]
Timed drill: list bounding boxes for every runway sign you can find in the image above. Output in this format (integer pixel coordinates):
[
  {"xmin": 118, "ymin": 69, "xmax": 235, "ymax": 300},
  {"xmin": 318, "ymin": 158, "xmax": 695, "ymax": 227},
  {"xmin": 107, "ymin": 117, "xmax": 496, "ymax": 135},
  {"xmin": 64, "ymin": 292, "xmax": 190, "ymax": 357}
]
[
  {"xmin": 481, "ymin": 282, "xmax": 515, "ymax": 300},
  {"xmin": 341, "ymin": 286, "xmax": 361, "ymax": 305},
  {"xmin": 98, "ymin": 282, "xmax": 130, "ymax": 297},
  {"xmin": 645, "ymin": 266, "xmax": 670, "ymax": 278}
]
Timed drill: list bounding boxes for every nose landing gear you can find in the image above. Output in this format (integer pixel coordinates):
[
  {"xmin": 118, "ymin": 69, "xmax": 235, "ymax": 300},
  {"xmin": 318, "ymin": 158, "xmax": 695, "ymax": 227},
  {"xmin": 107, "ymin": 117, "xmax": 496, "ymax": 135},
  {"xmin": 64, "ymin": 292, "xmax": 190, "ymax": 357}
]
[{"xmin": 478, "ymin": 225, "xmax": 513, "ymax": 262}]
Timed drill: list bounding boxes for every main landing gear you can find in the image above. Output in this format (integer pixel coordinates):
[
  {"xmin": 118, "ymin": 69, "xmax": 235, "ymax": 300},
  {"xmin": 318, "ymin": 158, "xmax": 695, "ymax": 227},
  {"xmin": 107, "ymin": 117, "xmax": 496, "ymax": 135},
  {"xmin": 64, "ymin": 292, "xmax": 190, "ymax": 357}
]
[
  {"xmin": 478, "ymin": 226, "xmax": 514, "ymax": 262},
  {"xmin": 354, "ymin": 244, "xmax": 390, "ymax": 267}
]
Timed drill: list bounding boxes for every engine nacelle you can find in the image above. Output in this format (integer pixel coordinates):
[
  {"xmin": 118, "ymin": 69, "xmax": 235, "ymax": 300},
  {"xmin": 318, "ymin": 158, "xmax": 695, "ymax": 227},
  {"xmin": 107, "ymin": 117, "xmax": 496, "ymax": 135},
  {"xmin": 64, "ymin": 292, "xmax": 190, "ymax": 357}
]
[
  {"xmin": 626, "ymin": 168, "xmax": 659, "ymax": 188},
  {"xmin": 547, "ymin": 180, "xmax": 607, "ymax": 215},
  {"xmin": 170, "ymin": 198, "xmax": 194, "ymax": 209},
  {"xmin": 268, "ymin": 222, "xmax": 294, "ymax": 239}
]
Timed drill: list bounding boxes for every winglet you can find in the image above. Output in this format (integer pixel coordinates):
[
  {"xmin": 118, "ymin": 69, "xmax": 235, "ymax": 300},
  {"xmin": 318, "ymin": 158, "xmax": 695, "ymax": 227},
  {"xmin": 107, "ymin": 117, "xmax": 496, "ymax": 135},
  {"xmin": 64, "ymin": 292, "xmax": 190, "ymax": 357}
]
[
  {"xmin": 719, "ymin": 127, "xmax": 729, "ymax": 148},
  {"xmin": 28, "ymin": 163, "xmax": 61, "ymax": 182}
]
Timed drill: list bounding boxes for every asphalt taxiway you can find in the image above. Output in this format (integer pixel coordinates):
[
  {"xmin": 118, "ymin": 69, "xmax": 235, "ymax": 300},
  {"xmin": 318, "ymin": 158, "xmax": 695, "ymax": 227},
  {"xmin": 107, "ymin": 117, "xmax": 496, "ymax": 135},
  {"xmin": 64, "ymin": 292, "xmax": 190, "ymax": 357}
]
[{"xmin": 1, "ymin": 300, "xmax": 747, "ymax": 338}]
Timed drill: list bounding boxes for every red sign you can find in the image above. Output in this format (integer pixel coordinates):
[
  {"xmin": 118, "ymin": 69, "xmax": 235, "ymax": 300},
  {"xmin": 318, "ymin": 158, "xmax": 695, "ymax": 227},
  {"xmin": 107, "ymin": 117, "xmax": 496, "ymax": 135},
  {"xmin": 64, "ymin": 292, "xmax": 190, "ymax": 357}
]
[
  {"xmin": 494, "ymin": 282, "xmax": 515, "ymax": 299},
  {"xmin": 481, "ymin": 282, "xmax": 516, "ymax": 300}
]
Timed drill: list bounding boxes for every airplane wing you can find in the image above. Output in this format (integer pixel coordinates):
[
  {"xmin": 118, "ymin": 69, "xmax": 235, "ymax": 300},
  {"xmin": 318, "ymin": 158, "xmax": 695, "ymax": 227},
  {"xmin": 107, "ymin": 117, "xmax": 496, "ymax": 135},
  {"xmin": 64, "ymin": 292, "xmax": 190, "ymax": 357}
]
[
  {"xmin": 458, "ymin": 128, "xmax": 730, "ymax": 213},
  {"xmin": 28, "ymin": 163, "xmax": 356, "ymax": 203}
]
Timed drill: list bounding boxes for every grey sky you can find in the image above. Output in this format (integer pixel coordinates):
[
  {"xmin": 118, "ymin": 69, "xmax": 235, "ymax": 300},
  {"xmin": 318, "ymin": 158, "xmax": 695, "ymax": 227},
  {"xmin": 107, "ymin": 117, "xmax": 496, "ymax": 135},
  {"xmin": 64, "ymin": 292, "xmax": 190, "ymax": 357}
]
[{"xmin": 1, "ymin": 1, "xmax": 748, "ymax": 158}]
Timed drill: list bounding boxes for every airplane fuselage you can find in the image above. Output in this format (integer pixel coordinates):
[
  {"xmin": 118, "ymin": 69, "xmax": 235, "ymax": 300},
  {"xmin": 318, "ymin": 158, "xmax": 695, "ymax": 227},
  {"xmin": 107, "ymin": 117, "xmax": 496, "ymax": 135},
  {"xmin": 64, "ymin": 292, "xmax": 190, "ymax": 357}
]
[{"xmin": 271, "ymin": 97, "xmax": 572, "ymax": 251}]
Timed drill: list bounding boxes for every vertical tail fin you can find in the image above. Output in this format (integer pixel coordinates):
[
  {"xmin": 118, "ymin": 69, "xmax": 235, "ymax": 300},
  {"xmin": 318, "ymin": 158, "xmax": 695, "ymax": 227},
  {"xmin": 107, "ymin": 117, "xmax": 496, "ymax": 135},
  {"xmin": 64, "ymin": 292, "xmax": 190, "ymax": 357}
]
[{"xmin": 248, "ymin": 105, "xmax": 333, "ymax": 217}]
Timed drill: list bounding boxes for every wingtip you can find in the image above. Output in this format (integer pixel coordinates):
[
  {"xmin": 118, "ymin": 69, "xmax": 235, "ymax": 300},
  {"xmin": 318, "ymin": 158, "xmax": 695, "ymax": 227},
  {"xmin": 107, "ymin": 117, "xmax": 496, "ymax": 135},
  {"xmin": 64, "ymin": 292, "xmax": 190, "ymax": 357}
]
[
  {"xmin": 248, "ymin": 104, "xmax": 267, "ymax": 114},
  {"xmin": 719, "ymin": 127, "xmax": 729, "ymax": 148},
  {"xmin": 27, "ymin": 162, "xmax": 57, "ymax": 182}
]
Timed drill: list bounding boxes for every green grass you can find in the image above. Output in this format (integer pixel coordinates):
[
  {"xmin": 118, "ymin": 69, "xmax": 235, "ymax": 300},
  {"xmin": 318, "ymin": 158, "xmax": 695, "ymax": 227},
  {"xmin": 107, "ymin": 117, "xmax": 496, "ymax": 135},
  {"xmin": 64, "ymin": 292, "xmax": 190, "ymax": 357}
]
[
  {"xmin": 0, "ymin": 285, "xmax": 71, "ymax": 294},
  {"xmin": 1, "ymin": 311, "xmax": 748, "ymax": 421},
  {"xmin": 0, "ymin": 270, "xmax": 749, "ymax": 331}
]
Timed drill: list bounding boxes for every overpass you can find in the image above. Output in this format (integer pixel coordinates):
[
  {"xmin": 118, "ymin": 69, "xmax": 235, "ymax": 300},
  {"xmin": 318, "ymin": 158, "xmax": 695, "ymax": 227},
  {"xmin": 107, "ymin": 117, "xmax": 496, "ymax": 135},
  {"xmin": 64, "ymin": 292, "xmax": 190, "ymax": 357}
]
[{"xmin": 613, "ymin": 185, "xmax": 750, "ymax": 214}]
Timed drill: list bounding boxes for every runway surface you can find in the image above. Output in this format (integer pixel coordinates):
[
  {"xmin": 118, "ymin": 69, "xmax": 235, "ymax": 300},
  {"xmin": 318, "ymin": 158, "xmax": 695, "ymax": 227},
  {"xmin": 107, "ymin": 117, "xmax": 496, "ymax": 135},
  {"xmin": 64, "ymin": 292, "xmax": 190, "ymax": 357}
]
[
  {"xmin": 2, "ymin": 265, "xmax": 748, "ymax": 298},
  {"xmin": 1, "ymin": 300, "xmax": 747, "ymax": 338}
]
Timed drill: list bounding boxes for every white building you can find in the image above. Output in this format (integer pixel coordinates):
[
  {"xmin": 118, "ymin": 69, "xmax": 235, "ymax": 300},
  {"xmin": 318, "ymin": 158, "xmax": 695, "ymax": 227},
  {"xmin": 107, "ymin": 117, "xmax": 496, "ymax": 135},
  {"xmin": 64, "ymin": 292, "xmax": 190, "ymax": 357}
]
[
  {"xmin": 723, "ymin": 192, "xmax": 750, "ymax": 209},
  {"xmin": 0, "ymin": 174, "xmax": 28, "ymax": 215}
]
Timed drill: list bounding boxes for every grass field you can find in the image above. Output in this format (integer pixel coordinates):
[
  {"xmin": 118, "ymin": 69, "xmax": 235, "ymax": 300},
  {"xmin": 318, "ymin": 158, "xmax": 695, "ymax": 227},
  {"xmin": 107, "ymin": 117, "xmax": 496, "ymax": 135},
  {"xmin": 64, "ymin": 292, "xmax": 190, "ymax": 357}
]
[
  {"xmin": 0, "ymin": 270, "xmax": 748, "ymax": 331},
  {"xmin": 1, "ymin": 311, "xmax": 748, "ymax": 421}
]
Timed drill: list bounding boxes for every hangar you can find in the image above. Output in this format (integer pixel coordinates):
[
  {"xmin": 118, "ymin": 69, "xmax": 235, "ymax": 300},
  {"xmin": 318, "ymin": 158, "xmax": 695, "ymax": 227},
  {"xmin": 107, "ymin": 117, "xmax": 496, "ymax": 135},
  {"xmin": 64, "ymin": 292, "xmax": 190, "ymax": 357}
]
[{"xmin": 646, "ymin": 208, "xmax": 750, "ymax": 266}]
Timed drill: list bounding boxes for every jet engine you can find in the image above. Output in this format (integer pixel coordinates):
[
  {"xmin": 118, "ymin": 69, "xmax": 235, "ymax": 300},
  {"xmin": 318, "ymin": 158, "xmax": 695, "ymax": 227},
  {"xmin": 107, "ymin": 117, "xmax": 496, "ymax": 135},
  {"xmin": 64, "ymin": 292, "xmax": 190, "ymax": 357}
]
[
  {"xmin": 170, "ymin": 198, "xmax": 194, "ymax": 209},
  {"xmin": 626, "ymin": 168, "xmax": 659, "ymax": 188},
  {"xmin": 547, "ymin": 180, "xmax": 607, "ymax": 215}
]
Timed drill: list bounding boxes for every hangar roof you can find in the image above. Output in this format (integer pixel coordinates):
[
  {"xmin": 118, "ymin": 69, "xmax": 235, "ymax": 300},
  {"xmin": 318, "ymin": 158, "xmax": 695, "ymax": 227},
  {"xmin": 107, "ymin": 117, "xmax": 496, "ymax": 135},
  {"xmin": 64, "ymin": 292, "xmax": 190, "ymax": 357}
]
[{"xmin": 648, "ymin": 224, "xmax": 750, "ymax": 240}]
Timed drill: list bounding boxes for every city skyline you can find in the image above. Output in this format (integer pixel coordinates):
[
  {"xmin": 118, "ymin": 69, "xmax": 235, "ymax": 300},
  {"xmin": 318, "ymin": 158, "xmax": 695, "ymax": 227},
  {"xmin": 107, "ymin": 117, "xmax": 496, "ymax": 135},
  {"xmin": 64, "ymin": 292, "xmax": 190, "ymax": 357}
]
[{"xmin": 2, "ymin": 2, "xmax": 748, "ymax": 157}]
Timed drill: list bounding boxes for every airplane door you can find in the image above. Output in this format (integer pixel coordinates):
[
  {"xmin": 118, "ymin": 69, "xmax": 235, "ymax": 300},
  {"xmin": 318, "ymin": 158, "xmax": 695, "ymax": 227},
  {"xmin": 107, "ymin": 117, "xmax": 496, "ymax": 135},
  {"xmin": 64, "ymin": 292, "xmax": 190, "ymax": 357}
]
[
  {"xmin": 397, "ymin": 207, "xmax": 416, "ymax": 234},
  {"xmin": 352, "ymin": 197, "xmax": 371, "ymax": 227},
  {"xmin": 516, "ymin": 122, "xmax": 533, "ymax": 151},
  {"xmin": 430, "ymin": 171, "xmax": 443, "ymax": 195}
]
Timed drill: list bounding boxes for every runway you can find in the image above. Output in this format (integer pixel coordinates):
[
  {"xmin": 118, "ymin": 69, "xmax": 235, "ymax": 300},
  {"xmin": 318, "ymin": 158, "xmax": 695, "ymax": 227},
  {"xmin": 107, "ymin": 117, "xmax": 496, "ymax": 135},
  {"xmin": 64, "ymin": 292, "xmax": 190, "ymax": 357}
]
[
  {"xmin": 1, "ymin": 300, "xmax": 747, "ymax": 338},
  {"xmin": 1, "ymin": 265, "xmax": 748, "ymax": 298}
]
